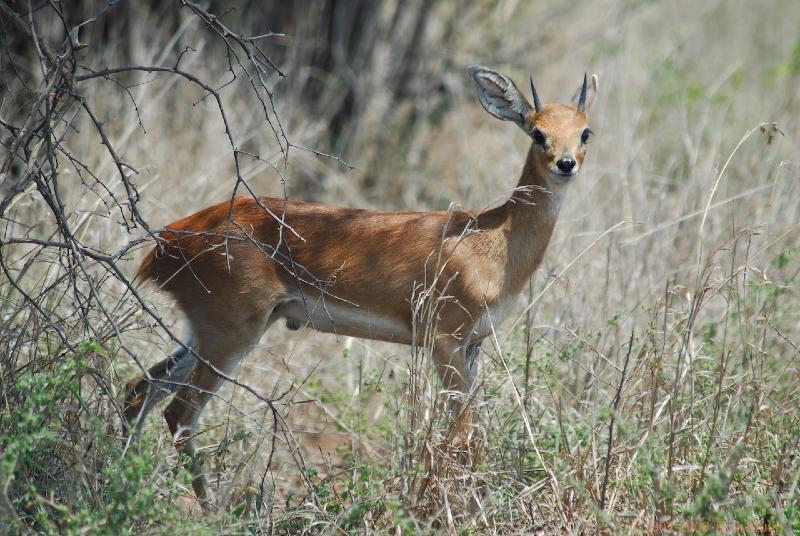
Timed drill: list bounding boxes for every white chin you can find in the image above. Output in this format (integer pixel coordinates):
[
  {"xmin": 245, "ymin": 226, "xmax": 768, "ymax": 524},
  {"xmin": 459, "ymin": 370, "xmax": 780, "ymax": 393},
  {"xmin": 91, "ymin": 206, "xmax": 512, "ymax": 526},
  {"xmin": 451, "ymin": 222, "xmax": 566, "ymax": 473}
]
[{"xmin": 549, "ymin": 170, "xmax": 578, "ymax": 183}]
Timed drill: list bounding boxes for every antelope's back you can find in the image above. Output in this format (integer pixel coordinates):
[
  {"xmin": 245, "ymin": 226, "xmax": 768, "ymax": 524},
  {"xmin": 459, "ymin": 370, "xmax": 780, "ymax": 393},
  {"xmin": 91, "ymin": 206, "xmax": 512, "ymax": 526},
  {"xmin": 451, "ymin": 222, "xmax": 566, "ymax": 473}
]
[{"xmin": 135, "ymin": 196, "xmax": 477, "ymax": 308}]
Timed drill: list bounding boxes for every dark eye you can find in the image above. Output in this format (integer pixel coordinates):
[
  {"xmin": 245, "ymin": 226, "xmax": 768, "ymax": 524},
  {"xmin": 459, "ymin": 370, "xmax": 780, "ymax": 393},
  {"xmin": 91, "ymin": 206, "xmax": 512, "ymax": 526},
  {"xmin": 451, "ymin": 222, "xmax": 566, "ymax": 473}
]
[
  {"xmin": 532, "ymin": 128, "xmax": 546, "ymax": 146},
  {"xmin": 581, "ymin": 128, "xmax": 593, "ymax": 144}
]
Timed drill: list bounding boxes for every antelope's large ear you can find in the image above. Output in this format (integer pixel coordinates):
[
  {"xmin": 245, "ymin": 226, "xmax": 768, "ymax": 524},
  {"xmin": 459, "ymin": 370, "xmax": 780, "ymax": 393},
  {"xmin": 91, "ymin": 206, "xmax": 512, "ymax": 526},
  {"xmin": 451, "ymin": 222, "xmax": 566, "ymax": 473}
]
[
  {"xmin": 571, "ymin": 73, "xmax": 599, "ymax": 113},
  {"xmin": 467, "ymin": 66, "xmax": 532, "ymax": 129}
]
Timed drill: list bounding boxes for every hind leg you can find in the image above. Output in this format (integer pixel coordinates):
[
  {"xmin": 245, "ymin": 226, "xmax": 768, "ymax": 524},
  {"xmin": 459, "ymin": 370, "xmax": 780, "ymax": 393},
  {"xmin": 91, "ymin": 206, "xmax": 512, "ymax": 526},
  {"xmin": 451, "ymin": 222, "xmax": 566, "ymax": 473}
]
[
  {"xmin": 163, "ymin": 308, "xmax": 278, "ymax": 503},
  {"xmin": 123, "ymin": 341, "xmax": 196, "ymax": 437},
  {"xmin": 165, "ymin": 361, "xmax": 225, "ymax": 502}
]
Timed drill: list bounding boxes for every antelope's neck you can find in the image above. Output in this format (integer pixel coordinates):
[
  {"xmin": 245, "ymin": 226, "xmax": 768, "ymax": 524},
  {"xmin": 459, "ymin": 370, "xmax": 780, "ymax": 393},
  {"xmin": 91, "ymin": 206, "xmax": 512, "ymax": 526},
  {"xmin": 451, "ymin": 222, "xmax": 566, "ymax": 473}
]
[{"xmin": 483, "ymin": 145, "xmax": 565, "ymax": 294}]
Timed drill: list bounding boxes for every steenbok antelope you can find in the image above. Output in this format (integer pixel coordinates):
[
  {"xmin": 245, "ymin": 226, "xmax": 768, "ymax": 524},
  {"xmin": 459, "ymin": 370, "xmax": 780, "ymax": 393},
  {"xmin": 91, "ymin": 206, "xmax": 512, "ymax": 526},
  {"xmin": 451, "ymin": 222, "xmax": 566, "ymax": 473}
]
[{"xmin": 125, "ymin": 66, "xmax": 598, "ymax": 501}]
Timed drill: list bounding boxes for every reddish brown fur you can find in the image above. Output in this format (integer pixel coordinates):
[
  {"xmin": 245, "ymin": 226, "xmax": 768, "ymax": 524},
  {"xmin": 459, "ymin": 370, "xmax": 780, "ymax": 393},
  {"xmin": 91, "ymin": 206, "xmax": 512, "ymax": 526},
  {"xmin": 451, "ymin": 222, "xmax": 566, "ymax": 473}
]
[
  {"xmin": 526, "ymin": 104, "xmax": 590, "ymax": 173},
  {"xmin": 126, "ymin": 69, "xmax": 596, "ymax": 503},
  {"xmin": 139, "ymin": 199, "xmax": 472, "ymax": 338}
]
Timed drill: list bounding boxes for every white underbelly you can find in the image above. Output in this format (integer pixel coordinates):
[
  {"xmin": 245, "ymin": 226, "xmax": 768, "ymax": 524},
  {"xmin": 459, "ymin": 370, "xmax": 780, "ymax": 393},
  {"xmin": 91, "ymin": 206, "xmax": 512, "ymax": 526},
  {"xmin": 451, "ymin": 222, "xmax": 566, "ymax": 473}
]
[{"xmin": 274, "ymin": 298, "xmax": 413, "ymax": 344}]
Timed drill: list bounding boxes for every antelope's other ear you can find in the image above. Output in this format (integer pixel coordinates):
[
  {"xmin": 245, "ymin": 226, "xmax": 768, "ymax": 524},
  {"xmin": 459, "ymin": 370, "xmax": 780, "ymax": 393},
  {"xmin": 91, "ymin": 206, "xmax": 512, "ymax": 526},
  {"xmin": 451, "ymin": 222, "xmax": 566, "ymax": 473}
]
[
  {"xmin": 467, "ymin": 66, "xmax": 532, "ymax": 129},
  {"xmin": 571, "ymin": 73, "xmax": 599, "ymax": 113}
]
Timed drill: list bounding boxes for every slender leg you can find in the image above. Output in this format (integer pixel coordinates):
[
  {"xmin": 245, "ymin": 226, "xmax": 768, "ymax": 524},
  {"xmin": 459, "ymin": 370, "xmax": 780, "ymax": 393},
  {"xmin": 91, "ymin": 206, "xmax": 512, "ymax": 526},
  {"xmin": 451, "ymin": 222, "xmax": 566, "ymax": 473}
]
[
  {"xmin": 432, "ymin": 334, "xmax": 468, "ymax": 410},
  {"xmin": 124, "ymin": 341, "xmax": 196, "ymax": 437},
  {"xmin": 164, "ymin": 358, "xmax": 231, "ymax": 503},
  {"xmin": 158, "ymin": 299, "xmax": 282, "ymax": 503},
  {"xmin": 465, "ymin": 341, "xmax": 482, "ymax": 392},
  {"xmin": 432, "ymin": 335, "xmax": 479, "ymax": 447},
  {"xmin": 162, "ymin": 316, "xmax": 270, "ymax": 503}
]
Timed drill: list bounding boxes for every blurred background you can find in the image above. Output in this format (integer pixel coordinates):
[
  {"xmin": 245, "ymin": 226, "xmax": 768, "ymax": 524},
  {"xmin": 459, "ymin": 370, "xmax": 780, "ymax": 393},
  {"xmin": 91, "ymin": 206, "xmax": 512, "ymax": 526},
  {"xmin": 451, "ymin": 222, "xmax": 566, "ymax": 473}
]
[{"xmin": 2, "ymin": 0, "xmax": 800, "ymax": 532}]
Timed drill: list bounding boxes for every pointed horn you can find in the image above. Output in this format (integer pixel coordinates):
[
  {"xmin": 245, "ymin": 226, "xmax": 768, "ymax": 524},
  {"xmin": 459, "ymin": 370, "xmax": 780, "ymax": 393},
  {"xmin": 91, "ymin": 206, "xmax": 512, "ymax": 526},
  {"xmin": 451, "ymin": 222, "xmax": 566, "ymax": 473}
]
[
  {"xmin": 577, "ymin": 72, "xmax": 588, "ymax": 112},
  {"xmin": 529, "ymin": 76, "xmax": 543, "ymax": 114}
]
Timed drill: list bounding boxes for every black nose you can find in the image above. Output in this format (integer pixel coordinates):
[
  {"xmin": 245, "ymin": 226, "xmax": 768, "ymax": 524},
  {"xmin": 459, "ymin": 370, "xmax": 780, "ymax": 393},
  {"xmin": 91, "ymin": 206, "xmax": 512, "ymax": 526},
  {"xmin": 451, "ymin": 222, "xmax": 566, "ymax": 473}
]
[{"xmin": 557, "ymin": 156, "xmax": 576, "ymax": 173}]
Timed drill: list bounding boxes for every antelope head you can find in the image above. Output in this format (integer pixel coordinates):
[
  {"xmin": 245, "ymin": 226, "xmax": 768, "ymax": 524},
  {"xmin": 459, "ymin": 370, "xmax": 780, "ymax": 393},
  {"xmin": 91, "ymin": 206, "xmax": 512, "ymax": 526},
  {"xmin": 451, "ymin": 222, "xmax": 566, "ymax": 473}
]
[{"xmin": 468, "ymin": 66, "xmax": 599, "ymax": 186}]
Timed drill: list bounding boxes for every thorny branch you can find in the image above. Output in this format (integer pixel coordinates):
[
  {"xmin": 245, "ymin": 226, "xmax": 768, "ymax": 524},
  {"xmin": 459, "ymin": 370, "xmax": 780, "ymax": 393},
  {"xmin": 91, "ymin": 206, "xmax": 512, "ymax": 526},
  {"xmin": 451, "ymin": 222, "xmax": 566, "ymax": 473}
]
[{"xmin": 0, "ymin": 0, "xmax": 332, "ymax": 516}]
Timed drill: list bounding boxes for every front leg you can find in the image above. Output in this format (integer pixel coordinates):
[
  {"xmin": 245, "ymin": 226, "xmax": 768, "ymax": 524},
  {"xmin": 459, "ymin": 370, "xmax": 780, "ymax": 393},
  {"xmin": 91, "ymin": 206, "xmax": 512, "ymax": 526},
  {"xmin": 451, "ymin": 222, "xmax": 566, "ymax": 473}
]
[
  {"xmin": 432, "ymin": 336, "xmax": 482, "ymax": 392},
  {"xmin": 465, "ymin": 341, "xmax": 482, "ymax": 391},
  {"xmin": 432, "ymin": 335, "xmax": 479, "ymax": 441},
  {"xmin": 432, "ymin": 334, "xmax": 468, "ymax": 399}
]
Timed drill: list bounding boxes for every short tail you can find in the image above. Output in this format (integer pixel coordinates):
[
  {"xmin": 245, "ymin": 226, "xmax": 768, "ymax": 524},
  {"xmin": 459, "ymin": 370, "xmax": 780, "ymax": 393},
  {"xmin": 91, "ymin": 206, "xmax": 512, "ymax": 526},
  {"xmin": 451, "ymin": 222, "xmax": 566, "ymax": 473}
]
[
  {"xmin": 134, "ymin": 243, "xmax": 164, "ymax": 285},
  {"xmin": 123, "ymin": 337, "xmax": 197, "ymax": 435}
]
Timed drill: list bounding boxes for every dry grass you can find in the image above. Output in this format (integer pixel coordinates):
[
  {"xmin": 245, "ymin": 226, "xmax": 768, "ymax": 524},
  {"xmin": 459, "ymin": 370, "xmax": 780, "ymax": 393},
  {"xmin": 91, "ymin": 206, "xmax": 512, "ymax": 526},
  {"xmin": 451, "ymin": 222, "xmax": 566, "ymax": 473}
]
[{"xmin": 2, "ymin": 0, "xmax": 800, "ymax": 533}]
